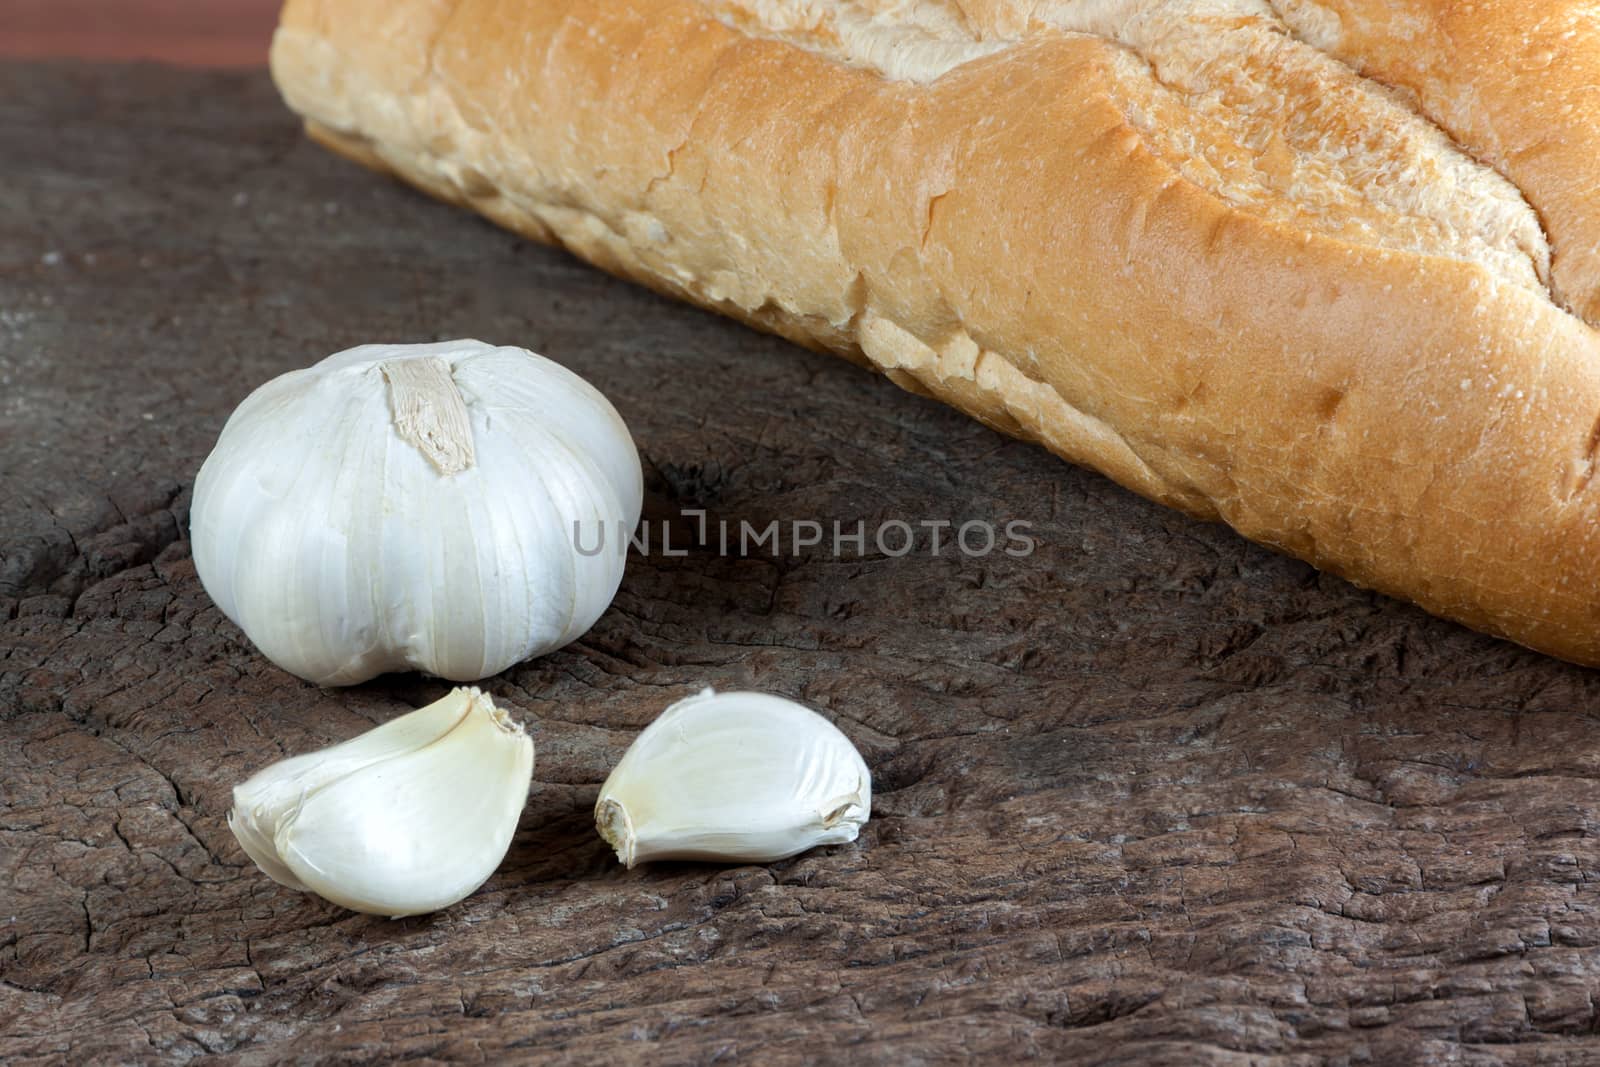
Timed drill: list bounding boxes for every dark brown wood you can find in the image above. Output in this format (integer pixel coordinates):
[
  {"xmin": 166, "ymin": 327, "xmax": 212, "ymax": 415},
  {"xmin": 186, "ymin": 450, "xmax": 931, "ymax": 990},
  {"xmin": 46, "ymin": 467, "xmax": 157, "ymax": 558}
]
[{"xmin": 4, "ymin": 62, "xmax": 1600, "ymax": 1064}]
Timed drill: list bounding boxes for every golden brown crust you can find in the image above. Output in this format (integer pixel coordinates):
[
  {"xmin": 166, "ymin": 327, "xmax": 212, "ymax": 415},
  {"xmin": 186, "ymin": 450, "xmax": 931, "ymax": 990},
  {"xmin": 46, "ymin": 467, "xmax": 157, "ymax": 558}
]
[
  {"xmin": 272, "ymin": 0, "xmax": 1600, "ymax": 664},
  {"xmin": 1274, "ymin": 0, "xmax": 1600, "ymax": 325}
]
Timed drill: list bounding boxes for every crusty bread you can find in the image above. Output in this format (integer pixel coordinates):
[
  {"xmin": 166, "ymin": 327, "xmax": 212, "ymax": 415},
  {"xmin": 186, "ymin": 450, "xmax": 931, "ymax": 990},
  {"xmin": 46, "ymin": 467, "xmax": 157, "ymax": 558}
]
[
  {"xmin": 1270, "ymin": 0, "xmax": 1600, "ymax": 328},
  {"xmin": 270, "ymin": 0, "xmax": 1600, "ymax": 665}
]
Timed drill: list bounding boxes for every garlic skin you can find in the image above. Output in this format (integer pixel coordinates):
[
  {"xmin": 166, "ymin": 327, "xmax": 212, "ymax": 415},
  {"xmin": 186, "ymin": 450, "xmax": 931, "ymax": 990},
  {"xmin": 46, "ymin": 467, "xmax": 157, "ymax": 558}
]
[
  {"xmin": 229, "ymin": 687, "xmax": 534, "ymax": 918},
  {"xmin": 595, "ymin": 688, "xmax": 871, "ymax": 867},
  {"xmin": 191, "ymin": 340, "xmax": 643, "ymax": 685}
]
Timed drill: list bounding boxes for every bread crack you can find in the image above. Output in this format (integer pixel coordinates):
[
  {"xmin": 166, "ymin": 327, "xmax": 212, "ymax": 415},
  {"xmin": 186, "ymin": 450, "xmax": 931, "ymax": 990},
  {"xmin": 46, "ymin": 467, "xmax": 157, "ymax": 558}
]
[{"xmin": 703, "ymin": 0, "xmax": 1555, "ymax": 304}]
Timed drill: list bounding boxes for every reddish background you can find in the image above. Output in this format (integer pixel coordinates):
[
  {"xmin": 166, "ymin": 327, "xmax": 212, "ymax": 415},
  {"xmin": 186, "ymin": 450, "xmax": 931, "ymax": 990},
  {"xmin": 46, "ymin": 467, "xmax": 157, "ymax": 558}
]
[{"xmin": 4, "ymin": 0, "xmax": 281, "ymax": 66}]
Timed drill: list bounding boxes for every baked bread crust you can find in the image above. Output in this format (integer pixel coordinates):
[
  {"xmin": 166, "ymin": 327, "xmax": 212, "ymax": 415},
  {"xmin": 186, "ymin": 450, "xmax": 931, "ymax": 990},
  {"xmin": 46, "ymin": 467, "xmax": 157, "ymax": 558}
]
[
  {"xmin": 1273, "ymin": 0, "xmax": 1600, "ymax": 326},
  {"xmin": 271, "ymin": 0, "xmax": 1600, "ymax": 664}
]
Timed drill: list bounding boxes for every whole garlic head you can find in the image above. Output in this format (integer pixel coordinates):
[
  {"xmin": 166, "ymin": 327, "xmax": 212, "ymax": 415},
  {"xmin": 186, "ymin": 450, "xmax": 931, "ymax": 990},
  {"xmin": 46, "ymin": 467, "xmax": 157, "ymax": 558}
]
[
  {"xmin": 595, "ymin": 688, "xmax": 872, "ymax": 867},
  {"xmin": 191, "ymin": 340, "xmax": 643, "ymax": 685},
  {"xmin": 229, "ymin": 687, "xmax": 534, "ymax": 918}
]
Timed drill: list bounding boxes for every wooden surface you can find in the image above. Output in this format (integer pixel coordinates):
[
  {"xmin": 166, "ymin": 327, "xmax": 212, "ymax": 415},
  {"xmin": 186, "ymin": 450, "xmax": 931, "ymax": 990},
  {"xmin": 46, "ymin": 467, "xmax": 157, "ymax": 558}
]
[
  {"xmin": 3, "ymin": 1, "xmax": 279, "ymax": 66},
  {"xmin": 6, "ymin": 62, "xmax": 1600, "ymax": 1065}
]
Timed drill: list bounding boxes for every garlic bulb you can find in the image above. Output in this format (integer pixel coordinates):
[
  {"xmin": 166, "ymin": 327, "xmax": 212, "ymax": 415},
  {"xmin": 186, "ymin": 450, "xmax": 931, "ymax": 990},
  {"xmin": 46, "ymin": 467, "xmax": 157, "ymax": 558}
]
[
  {"xmin": 595, "ymin": 688, "xmax": 872, "ymax": 867},
  {"xmin": 229, "ymin": 687, "xmax": 534, "ymax": 917},
  {"xmin": 191, "ymin": 340, "xmax": 643, "ymax": 685}
]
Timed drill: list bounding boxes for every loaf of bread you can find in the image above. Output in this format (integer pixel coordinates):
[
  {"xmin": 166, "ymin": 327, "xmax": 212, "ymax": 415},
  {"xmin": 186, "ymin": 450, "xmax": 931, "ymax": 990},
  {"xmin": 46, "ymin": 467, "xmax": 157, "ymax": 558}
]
[{"xmin": 270, "ymin": 0, "xmax": 1600, "ymax": 665}]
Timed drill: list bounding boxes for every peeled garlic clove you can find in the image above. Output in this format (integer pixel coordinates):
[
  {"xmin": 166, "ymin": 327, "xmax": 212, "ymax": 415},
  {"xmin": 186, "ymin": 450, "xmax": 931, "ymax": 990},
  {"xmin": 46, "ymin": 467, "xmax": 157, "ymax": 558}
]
[
  {"xmin": 228, "ymin": 687, "xmax": 534, "ymax": 917},
  {"xmin": 595, "ymin": 688, "xmax": 871, "ymax": 867}
]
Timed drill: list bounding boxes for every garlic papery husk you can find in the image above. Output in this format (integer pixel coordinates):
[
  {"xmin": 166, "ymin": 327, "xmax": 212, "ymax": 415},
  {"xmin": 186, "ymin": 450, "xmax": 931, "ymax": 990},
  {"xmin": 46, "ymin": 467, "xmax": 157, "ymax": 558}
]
[
  {"xmin": 228, "ymin": 687, "xmax": 534, "ymax": 918},
  {"xmin": 190, "ymin": 339, "xmax": 644, "ymax": 685},
  {"xmin": 595, "ymin": 688, "xmax": 871, "ymax": 868}
]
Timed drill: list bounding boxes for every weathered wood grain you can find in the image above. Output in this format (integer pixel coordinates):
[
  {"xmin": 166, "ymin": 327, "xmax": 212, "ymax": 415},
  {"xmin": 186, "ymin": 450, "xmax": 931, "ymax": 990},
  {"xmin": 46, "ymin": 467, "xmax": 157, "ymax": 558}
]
[{"xmin": 3, "ymin": 63, "xmax": 1600, "ymax": 1065}]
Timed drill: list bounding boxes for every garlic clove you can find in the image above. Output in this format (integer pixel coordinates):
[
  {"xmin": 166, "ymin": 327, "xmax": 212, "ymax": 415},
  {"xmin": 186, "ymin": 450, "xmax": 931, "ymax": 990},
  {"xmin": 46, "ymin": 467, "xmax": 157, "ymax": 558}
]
[
  {"xmin": 228, "ymin": 686, "xmax": 483, "ymax": 891},
  {"xmin": 595, "ymin": 688, "xmax": 871, "ymax": 868},
  {"xmin": 228, "ymin": 687, "xmax": 534, "ymax": 917}
]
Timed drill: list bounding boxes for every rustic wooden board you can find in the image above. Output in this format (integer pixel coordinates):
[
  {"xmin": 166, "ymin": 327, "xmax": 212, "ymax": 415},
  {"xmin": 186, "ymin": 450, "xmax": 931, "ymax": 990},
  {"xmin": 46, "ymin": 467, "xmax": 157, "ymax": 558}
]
[{"xmin": 5, "ymin": 63, "xmax": 1600, "ymax": 1065}]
